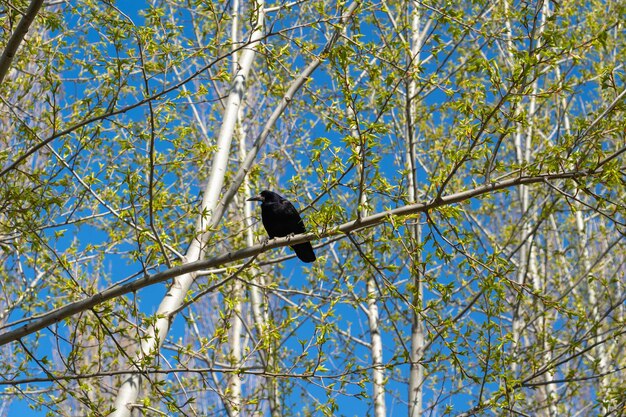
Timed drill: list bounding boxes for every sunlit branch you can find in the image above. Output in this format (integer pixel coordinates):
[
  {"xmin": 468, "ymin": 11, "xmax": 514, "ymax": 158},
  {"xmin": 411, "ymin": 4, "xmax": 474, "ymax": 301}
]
[{"xmin": 0, "ymin": 168, "xmax": 597, "ymax": 347}]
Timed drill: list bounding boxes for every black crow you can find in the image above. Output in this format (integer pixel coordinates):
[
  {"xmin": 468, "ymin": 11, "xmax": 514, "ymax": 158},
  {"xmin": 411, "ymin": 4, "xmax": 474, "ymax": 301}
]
[{"xmin": 247, "ymin": 190, "xmax": 316, "ymax": 263}]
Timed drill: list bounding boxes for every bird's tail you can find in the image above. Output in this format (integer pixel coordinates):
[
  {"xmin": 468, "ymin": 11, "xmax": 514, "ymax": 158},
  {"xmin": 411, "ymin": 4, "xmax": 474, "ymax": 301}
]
[{"xmin": 291, "ymin": 242, "xmax": 316, "ymax": 263}]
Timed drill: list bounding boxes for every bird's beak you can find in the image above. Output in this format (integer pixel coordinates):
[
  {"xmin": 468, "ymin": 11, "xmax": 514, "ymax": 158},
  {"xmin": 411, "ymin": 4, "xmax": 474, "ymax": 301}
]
[{"xmin": 247, "ymin": 195, "xmax": 263, "ymax": 202}]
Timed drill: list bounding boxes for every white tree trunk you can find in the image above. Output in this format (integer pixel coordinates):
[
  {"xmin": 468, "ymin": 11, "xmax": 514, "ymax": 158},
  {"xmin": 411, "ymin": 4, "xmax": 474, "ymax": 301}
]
[
  {"xmin": 110, "ymin": 1, "xmax": 265, "ymax": 415},
  {"xmin": 529, "ymin": 4, "xmax": 557, "ymax": 414},
  {"xmin": 344, "ymin": 41, "xmax": 387, "ymax": 415},
  {"xmin": 227, "ymin": 0, "xmax": 245, "ymax": 414},
  {"xmin": 366, "ymin": 277, "xmax": 386, "ymax": 417},
  {"xmin": 575, "ymin": 209, "xmax": 609, "ymax": 410},
  {"xmin": 408, "ymin": 2, "xmax": 426, "ymax": 416}
]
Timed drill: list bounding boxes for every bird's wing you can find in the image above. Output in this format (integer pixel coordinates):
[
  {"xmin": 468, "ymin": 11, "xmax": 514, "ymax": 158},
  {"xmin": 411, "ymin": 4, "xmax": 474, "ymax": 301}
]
[{"xmin": 280, "ymin": 198, "xmax": 306, "ymax": 234}]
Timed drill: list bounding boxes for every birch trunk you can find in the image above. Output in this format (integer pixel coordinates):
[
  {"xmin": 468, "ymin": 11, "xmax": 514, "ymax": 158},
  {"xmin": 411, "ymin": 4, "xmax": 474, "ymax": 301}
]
[
  {"xmin": 351, "ymin": 74, "xmax": 386, "ymax": 417},
  {"xmin": 575, "ymin": 209, "xmax": 610, "ymax": 412},
  {"xmin": 110, "ymin": 1, "xmax": 265, "ymax": 415},
  {"xmin": 336, "ymin": 17, "xmax": 387, "ymax": 414},
  {"xmin": 408, "ymin": 2, "xmax": 426, "ymax": 416},
  {"xmin": 241, "ymin": 104, "xmax": 275, "ymax": 417},
  {"xmin": 361, "ymin": 149, "xmax": 386, "ymax": 417},
  {"xmin": 227, "ymin": 0, "xmax": 245, "ymax": 414},
  {"xmin": 529, "ymin": 4, "xmax": 557, "ymax": 414},
  {"xmin": 366, "ymin": 277, "xmax": 386, "ymax": 417}
]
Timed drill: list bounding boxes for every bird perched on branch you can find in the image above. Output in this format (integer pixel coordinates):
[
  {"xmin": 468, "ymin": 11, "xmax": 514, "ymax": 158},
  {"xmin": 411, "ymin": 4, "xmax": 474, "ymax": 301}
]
[{"xmin": 247, "ymin": 190, "xmax": 316, "ymax": 263}]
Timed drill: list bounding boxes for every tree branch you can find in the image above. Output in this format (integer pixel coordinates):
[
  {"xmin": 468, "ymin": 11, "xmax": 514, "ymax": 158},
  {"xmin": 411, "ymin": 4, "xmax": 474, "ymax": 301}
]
[
  {"xmin": 0, "ymin": 0, "xmax": 44, "ymax": 86},
  {"xmin": 0, "ymin": 169, "xmax": 594, "ymax": 347}
]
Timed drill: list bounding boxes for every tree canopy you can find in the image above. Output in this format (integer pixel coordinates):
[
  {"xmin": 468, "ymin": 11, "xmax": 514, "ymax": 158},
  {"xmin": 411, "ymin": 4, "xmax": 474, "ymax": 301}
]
[{"xmin": 0, "ymin": 0, "xmax": 624, "ymax": 416}]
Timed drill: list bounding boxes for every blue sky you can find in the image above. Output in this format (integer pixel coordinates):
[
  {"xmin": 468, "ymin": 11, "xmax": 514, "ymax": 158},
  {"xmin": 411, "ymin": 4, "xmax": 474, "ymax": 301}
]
[{"xmin": 3, "ymin": 0, "xmax": 619, "ymax": 415}]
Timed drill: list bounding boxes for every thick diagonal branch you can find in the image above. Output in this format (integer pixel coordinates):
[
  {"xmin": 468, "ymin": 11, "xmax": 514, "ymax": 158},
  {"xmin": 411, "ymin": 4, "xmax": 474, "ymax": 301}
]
[
  {"xmin": 0, "ymin": 0, "xmax": 44, "ymax": 85},
  {"xmin": 0, "ymin": 170, "xmax": 593, "ymax": 348}
]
